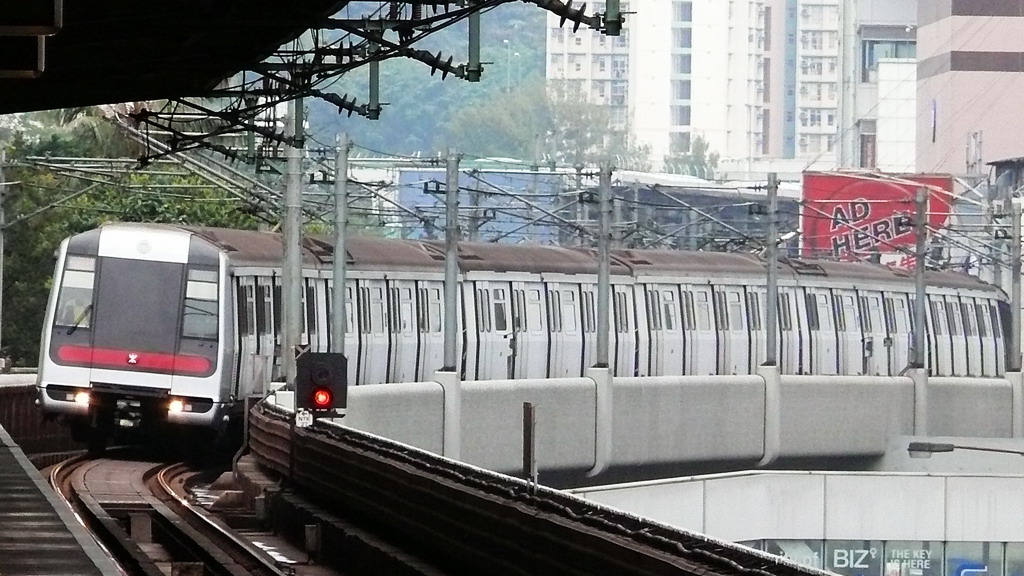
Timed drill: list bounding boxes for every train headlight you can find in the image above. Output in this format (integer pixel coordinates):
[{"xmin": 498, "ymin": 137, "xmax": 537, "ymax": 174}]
[
  {"xmin": 168, "ymin": 399, "xmax": 185, "ymax": 413},
  {"xmin": 73, "ymin": 391, "xmax": 90, "ymax": 405}
]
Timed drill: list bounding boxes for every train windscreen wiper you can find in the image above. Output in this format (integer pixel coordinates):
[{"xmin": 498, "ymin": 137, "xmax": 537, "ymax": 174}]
[{"xmin": 65, "ymin": 304, "xmax": 93, "ymax": 336}]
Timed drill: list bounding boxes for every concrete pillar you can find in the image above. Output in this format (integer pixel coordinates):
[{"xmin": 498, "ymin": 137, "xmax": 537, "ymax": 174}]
[
  {"xmin": 585, "ymin": 366, "xmax": 613, "ymax": 478},
  {"xmin": 909, "ymin": 368, "xmax": 928, "ymax": 436},
  {"xmin": 757, "ymin": 364, "xmax": 781, "ymax": 468},
  {"xmin": 1008, "ymin": 371, "xmax": 1024, "ymax": 438},
  {"xmin": 433, "ymin": 370, "xmax": 462, "ymax": 460}
]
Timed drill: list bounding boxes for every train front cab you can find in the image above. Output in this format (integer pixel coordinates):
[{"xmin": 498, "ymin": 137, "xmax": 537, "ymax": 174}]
[{"xmin": 36, "ymin": 225, "xmax": 233, "ymax": 449}]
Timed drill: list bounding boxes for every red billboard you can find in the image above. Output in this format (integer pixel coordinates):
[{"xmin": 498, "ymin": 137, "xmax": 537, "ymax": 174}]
[{"xmin": 801, "ymin": 172, "xmax": 954, "ymax": 266}]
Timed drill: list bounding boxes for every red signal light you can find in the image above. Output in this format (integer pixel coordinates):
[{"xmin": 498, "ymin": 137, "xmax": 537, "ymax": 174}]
[{"xmin": 312, "ymin": 387, "xmax": 333, "ymax": 408}]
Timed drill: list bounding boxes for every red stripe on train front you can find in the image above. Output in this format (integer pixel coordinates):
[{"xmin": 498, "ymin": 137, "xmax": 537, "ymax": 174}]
[{"xmin": 57, "ymin": 345, "xmax": 212, "ymax": 375}]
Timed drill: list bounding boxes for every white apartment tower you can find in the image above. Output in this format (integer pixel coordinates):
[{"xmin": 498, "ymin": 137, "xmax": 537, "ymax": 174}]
[{"xmin": 544, "ymin": 1, "xmax": 917, "ymax": 171}]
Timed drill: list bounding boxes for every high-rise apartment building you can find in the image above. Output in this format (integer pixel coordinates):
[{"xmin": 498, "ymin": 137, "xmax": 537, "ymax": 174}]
[{"xmin": 545, "ymin": 1, "xmax": 917, "ymax": 174}]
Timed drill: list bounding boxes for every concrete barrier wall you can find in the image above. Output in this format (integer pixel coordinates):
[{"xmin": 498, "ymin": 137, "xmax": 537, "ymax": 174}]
[
  {"xmin": 461, "ymin": 378, "xmax": 595, "ymax": 474},
  {"xmin": 610, "ymin": 376, "xmax": 765, "ymax": 466},
  {"xmin": 776, "ymin": 376, "xmax": 915, "ymax": 458},
  {"xmin": 928, "ymin": 378, "xmax": 1014, "ymax": 438},
  {"xmin": 342, "ymin": 382, "xmax": 446, "ymax": 455}
]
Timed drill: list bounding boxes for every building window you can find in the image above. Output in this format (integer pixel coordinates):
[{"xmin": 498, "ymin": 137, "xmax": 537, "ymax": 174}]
[
  {"xmin": 672, "ymin": 105, "xmax": 691, "ymax": 126},
  {"xmin": 673, "ymin": 80, "xmax": 691, "ymax": 100},
  {"xmin": 861, "ymin": 39, "xmax": 916, "ymax": 82},
  {"xmin": 673, "ymin": 54, "xmax": 692, "ymax": 74},
  {"xmin": 674, "ymin": 1, "xmax": 693, "ymax": 22},
  {"xmin": 673, "ymin": 28, "xmax": 692, "ymax": 49}
]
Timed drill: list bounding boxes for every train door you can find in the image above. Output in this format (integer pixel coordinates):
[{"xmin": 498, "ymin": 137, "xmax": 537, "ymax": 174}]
[
  {"xmin": 859, "ymin": 293, "xmax": 886, "ymax": 376},
  {"xmin": 612, "ymin": 284, "xmax": 637, "ymax": 377},
  {"xmin": 942, "ymin": 297, "xmax": 967, "ymax": 376},
  {"xmin": 304, "ymin": 278, "xmax": 326, "ymax": 354},
  {"xmin": 833, "ymin": 290, "xmax": 859, "ymax": 375},
  {"xmin": 926, "ymin": 296, "xmax": 951, "ymax": 376},
  {"xmin": 777, "ymin": 289, "xmax": 797, "ymax": 374},
  {"xmin": 324, "ymin": 277, "xmax": 357, "ymax": 384},
  {"xmin": 234, "ymin": 277, "xmax": 260, "ymax": 394},
  {"xmin": 960, "ymin": 299, "xmax": 982, "ymax": 377},
  {"xmin": 387, "ymin": 280, "xmax": 418, "ymax": 382},
  {"xmin": 883, "ymin": 295, "xmax": 911, "ymax": 375},
  {"xmin": 688, "ymin": 286, "xmax": 716, "ymax": 375},
  {"xmin": 659, "ymin": 286, "xmax": 684, "ymax": 376},
  {"xmin": 715, "ymin": 286, "xmax": 748, "ymax": 375},
  {"xmin": 791, "ymin": 288, "xmax": 814, "ymax": 375},
  {"xmin": 804, "ymin": 288, "xmax": 837, "ymax": 375},
  {"xmin": 358, "ymin": 280, "xmax": 389, "ymax": 384},
  {"xmin": 511, "ymin": 282, "xmax": 548, "ymax": 379},
  {"xmin": 974, "ymin": 300, "xmax": 996, "ymax": 377},
  {"xmin": 646, "ymin": 287, "xmax": 663, "ymax": 376},
  {"xmin": 416, "ymin": 282, "xmax": 444, "ymax": 381},
  {"xmin": 474, "ymin": 281, "xmax": 513, "ymax": 380},
  {"xmin": 580, "ymin": 284, "xmax": 597, "ymax": 372},
  {"xmin": 450, "ymin": 282, "xmax": 474, "ymax": 380},
  {"xmin": 991, "ymin": 301, "xmax": 1006, "ymax": 375},
  {"xmin": 746, "ymin": 289, "xmax": 765, "ymax": 373},
  {"xmin": 253, "ymin": 276, "xmax": 278, "ymax": 380}
]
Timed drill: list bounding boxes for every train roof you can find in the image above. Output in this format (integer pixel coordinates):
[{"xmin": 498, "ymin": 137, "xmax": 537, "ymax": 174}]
[{"xmin": 92, "ymin": 224, "xmax": 1001, "ymax": 294}]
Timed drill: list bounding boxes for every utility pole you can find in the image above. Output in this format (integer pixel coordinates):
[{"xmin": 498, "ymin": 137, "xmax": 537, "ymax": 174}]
[
  {"xmin": 0, "ymin": 149, "xmax": 5, "ymax": 368},
  {"xmin": 331, "ymin": 133, "xmax": 349, "ymax": 354},
  {"xmin": 596, "ymin": 163, "xmax": 612, "ymax": 368},
  {"xmin": 443, "ymin": 147, "xmax": 461, "ymax": 371},
  {"xmin": 574, "ymin": 164, "xmax": 585, "ymax": 246},
  {"xmin": 912, "ymin": 187, "xmax": 928, "ymax": 370},
  {"xmin": 283, "ymin": 97, "xmax": 303, "ymax": 385},
  {"xmin": 1011, "ymin": 199, "xmax": 1022, "ymax": 372},
  {"xmin": 764, "ymin": 173, "xmax": 779, "ymax": 367}
]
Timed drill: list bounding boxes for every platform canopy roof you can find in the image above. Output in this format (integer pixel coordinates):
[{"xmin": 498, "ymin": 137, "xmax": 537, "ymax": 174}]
[{"xmin": 0, "ymin": 0, "xmax": 346, "ymax": 114}]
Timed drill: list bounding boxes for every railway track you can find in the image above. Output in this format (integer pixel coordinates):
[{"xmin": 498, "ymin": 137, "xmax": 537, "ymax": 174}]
[{"xmin": 48, "ymin": 453, "xmax": 321, "ymax": 576}]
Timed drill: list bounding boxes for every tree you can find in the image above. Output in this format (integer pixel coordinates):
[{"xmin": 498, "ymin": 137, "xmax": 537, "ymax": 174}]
[{"xmin": 664, "ymin": 134, "xmax": 720, "ymax": 179}]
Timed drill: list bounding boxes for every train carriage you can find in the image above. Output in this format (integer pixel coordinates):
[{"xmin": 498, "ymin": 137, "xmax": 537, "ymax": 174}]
[{"xmin": 36, "ymin": 222, "xmax": 1011, "ymax": 449}]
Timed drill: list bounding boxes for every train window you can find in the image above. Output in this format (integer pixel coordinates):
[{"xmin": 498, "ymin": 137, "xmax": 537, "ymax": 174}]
[
  {"xmin": 868, "ymin": 297, "xmax": 882, "ymax": 335},
  {"xmin": 945, "ymin": 302, "xmax": 962, "ymax": 336},
  {"xmin": 728, "ymin": 292, "xmax": 743, "ymax": 330},
  {"xmin": 883, "ymin": 298, "xmax": 895, "ymax": 332},
  {"xmin": 527, "ymin": 290, "xmax": 543, "ymax": 331},
  {"xmin": 929, "ymin": 301, "xmax": 945, "ymax": 335},
  {"xmin": 834, "ymin": 296, "xmax": 847, "ymax": 332},
  {"xmin": 358, "ymin": 287, "xmax": 369, "ymax": 334},
  {"xmin": 476, "ymin": 289, "xmax": 490, "ymax": 332},
  {"xmin": 683, "ymin": 291, "xmax": 695, "ymax": 330},
  {"xmin": 371, "ymin": 287, "xmax": 386, "ymax": 334},
  {"xmin": 585, "ymin": 291, "xmax": 596, "ymax": 333},
  {"xmin": 696, "ymin": 292, "xmax": 712, "ymax": 330},
  {"xmin": 805, "ymin": 293, "xmax": 820, "ymax": 331},
  {"xmin": 990, "ymin": 304, "xmax": 1001, "ymax": 340},
  {"xmin": 183, "ymin": 268, "xmax": 219, "ymax": 340},
  {"xmin": 663, "ymin": 290, "xmax": 677, "ymax": 331},
  {"xmin": 816, "ymin": 294, "xmax": 832, "ymax": 330},
  {"xmin": 975, "ymin": 303, "xmax": 989, "ymax": 337},
  {"xmin": 859, "ymin": 297, "xmax": 871, "ymax": 332},
  {"xmin": 429, "ymin": 288, "xmax": 441, "ymax": 332},
  {"xmin": 562, "ymin": 290, "xmax": 578, "ymax": 333},
  {"xmin": 779, "ymin": 293, "xmax": 792, "ymax": 331},
  {"xmin": 961, "ymin": 302, "xmax": 976, "ymax": 337},
  {"xmin": 493, "ymin": 288, "xmax": 508, "ymax": 332},
  {"xmin": 746, "ymin": 292, "xmax": 762, "ymax": 331},
  {"xmin": 548, "ymin": 292, "xmax": 560, "ymax": 332},
  {"xmin": 273, "ymin": 285, "xmax": 283, "ymax": 337},
  {"xmin": 55, "ymin": 257, "xmax": 96, "ymax": 328},
  {"xmin": 236, "ymin": 285, "xmax": 251, "ymax": 337},
  {"xmin": 255, "ymin": 285, "xmax": 267, "ymax": 335},
  {"xmin": 648, "ymin": 290, "xmax": 662, "ymax": 330},
  {"xmin": 400, "ymin": 288, "xmax": 414, "ymax": 333},
  {"xmin": 305, "ymin": 286, "xmax": 317, "ymax": 339},
  {"xmin": 712, "ymin": 292, "xmax": 726, "ymax": 331},
  {"xmin": 894, "ymin": 298, "xmax": 909, "ymax": 333}
]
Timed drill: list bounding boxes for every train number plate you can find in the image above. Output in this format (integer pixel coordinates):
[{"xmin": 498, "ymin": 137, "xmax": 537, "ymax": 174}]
[{"xmin": 295, "ymin": 409, "xmax": 314, "ymax": 428}]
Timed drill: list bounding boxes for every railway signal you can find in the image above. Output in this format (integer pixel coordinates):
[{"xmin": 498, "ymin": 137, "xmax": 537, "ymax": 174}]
[{"xmin": 296, "ymin": 352, "xmax": 347, "ymax": 414}]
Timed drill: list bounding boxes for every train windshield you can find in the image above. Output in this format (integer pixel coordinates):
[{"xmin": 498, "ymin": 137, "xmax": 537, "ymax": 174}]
[
  {"xmin": 92, "ymin": 257, "xmax": 184, "ymax": 352},
  {"xmin": 55, "ymin": 256, "xmax": 96, "ymax": 329}
]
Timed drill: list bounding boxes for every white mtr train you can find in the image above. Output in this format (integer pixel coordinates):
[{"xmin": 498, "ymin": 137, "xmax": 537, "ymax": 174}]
[{"xmin": 36, "ymin": 223, "xmax": 1009, "ymax": 448}]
